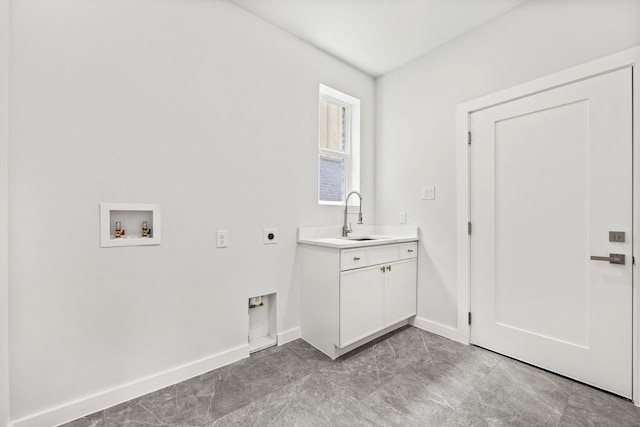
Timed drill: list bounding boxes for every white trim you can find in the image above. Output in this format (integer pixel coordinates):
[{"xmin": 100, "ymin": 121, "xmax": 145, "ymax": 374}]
[
  {"xmin": 633, "ymin": 49, "xmax": 640, "ymax": 407},
  {"xmin": 319, "ymin": 84, "xmax": 360, "ymax": 106},
  {"xmin": 410, "ymin": 316, "xmax": 467, "ymax": 345},
  {"xmin": 0, "ymin": 0, "xmax": 8, "ymax": 422},
  {"xmin": 458, "ymin": 48, "xmax": 640, "ymax": 115},
  {"xmin": 456, "ymin": 46, "xmax": 640, "ymax": 405},
  {"xmin": 276, "ymin": 327, "xmax": 301, "ymax": 346},
  {"xmin": 318, "ymin": 84, "xmax": 361, "ymax": 205},
  {"xmin": 10, "ymin": 344, "xmax": 250, "ymax": 427}
]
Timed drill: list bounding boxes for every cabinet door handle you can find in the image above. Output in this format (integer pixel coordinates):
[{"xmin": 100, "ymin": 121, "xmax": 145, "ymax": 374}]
[
  {"xmin": 386, "ymin": 265, "xmax": 391, "ymax": 272},
  {"xmin": 380, "ymin": 267, "xmax": 386, "ymax": 273},
  {"xmin": 407, "ymin": 249, "xmax": 414, "ymax": 253},
  {"xmin": 353, "ymin": 257, "xmax": 361, "ymax": 261}
]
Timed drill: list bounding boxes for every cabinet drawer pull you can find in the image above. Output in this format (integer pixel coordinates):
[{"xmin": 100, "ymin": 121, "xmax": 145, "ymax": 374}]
[
  {"xmin": 353, "ymin": 257, "xmax": 361, "ymax": 261},
  {"xmin": 407, "ymin": 249, "xmax": 414, "ymax": 253}
]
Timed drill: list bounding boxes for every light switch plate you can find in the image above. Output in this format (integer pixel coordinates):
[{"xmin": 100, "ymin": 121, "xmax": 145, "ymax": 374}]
[
  {"xmin": 216, "ymin": 230, "xmax": 228, "ymax": 248},
  {"xmin": 422, "ymin": 186, "xmax": 436, "ymax": 200}
]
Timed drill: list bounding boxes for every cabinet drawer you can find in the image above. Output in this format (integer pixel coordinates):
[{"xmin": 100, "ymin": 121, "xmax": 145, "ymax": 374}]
[
  {"xmin": 398, "ymin": 242, "xmax": 418, "ymax": 260},
  {"xmin": 367, "ymin": 245, "xmax": 401, "ymax": 266},
  {"xmin": 341, "ymin": 248, "xmax": 367, "ymax": 270},
  {"xmin": 341, "ymin": 242, "xmax": 419, "ymax": 271}
]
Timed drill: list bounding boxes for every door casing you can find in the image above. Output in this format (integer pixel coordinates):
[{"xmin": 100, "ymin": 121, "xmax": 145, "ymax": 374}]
[{"xmin": 456, "ymin": 46, "xmax": 640, "ymax": 404}]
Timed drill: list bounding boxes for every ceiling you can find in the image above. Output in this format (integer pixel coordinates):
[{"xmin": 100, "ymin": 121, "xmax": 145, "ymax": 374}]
[{"xmin": 227, "ymin": 0, "xmax": 528, "ymax": 77}]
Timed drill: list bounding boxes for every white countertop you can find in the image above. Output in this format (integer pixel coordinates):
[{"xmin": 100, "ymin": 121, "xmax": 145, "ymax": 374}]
[{"xmin": 297, "ymin": 225, "xmax": 419, "ymax": 249}]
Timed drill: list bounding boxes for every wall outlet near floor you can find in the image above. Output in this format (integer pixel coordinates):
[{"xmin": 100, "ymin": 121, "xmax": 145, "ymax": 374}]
[
  {"xmin": 422, "ymin": 185, "xmax": 436, "ymax": 200},
  {"xmin": 216, "ymin": 230, "xmax": 229, "ymax": 248},
  {"xmin": 263, "ymin": 228, "xmax": 278, "ymax": 244},
  {"xmin": 399, "ymin": 211, "xmax": 407, "ymax": 224}
]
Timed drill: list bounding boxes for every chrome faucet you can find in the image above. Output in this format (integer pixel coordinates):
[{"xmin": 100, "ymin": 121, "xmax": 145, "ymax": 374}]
[{"xmin": 343, "ymin": 191, "xmax": 363, "ymax": 237}]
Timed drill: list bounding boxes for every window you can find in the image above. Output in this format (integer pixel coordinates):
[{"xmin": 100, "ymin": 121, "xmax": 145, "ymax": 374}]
[{"xmin": 318, "ymin": 84, "xmax": 360, "ymax": 204}]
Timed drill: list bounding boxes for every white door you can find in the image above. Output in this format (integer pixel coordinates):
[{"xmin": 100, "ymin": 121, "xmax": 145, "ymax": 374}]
[{"xmin": 470, "ymin": 67, "xmax": 633, "ymax": 397}]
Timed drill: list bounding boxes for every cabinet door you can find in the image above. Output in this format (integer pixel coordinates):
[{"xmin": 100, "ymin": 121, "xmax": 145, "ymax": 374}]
[
  {"xmin": 384, "ymin": 259, "xmax": 417, "ymax": 327},
  {"xmin": 340, "ymin": 265, "xmax": 384, "ymax": 347}
]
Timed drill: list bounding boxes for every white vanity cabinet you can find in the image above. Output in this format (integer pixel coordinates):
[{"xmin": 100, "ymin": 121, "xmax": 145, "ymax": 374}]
[{"xmin": 300, "ymin": 241, "xmax": 418, "ymax": 359}]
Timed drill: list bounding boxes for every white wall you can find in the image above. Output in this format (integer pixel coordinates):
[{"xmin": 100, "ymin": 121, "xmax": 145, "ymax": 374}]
[
  {"xmin": 0, "ymin": 0, "xmax": 9, "ymax": 423},
  {"xmin": 9, "ymin": 0, "xmax": 374, "ymax": 422},
  {"xmin": 375, "ymin": 0, "xmax": 640, "ymax": 337}
]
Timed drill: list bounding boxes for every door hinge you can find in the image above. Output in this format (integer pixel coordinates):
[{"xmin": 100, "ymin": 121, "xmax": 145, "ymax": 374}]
[
  {"xmin": 468, "ymin": 222, "xmax": 472, "ymax": 235},
  {"xmin": 467, "ymin": 131, "xmax": 472, "ymax": 145},
  {"xmin": 468, "ymin": 312, "xmax": 472, "ymax": 325}
]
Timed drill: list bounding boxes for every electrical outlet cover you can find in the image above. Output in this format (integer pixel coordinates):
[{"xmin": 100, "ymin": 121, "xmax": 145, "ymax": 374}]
[
  {"xmin": 263, "ymin": 228, "xmax": 278, "ymax": 244},
  {"xmin": 422, "ymin": 185, "xmax": 436, "ymax": 200}
]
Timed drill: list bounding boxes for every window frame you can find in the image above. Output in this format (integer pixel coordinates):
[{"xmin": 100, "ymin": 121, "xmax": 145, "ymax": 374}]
[{"xmin": 318, "ymin": 84, "xmax": 361, "ymax": 206}]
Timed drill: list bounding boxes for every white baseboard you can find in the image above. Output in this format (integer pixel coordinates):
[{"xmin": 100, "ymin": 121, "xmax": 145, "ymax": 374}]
[
  {"xmin": 277, "ymin": 327, "xmax": 301, "ymax": 346},
  {"xmin": 10, "ymin": 344, "xmax": 250, "ymax": 427},
  {"xmin": 411, "ymin": 316, "xmax": 468, "ymax": 345}
]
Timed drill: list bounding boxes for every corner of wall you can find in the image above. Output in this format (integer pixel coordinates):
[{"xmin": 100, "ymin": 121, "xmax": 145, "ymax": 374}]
[{"xmin": 0, "ymin": 0, "xmax": 9, "ymax": 422}]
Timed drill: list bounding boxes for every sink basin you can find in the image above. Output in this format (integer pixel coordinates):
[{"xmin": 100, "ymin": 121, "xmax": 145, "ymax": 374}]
[{"xmin": 341, "ymin": 235, "xmax": 387, "ymax": 241}]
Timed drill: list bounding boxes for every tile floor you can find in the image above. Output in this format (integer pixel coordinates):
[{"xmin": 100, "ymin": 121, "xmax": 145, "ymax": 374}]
[{"xmin": 61, "ymin": 326, "xmax": 640, "ymax": 427}]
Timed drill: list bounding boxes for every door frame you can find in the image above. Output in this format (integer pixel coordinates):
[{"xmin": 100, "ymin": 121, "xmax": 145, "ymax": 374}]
[{"xmin": 456, "ymin": 46, "xmax": 640, "ymax": 404}]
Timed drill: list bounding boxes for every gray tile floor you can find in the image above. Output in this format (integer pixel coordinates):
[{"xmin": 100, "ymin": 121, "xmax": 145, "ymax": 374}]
[{"xmin": 61, "ymin": 326, "xmax": 640, "ymax": 427}]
